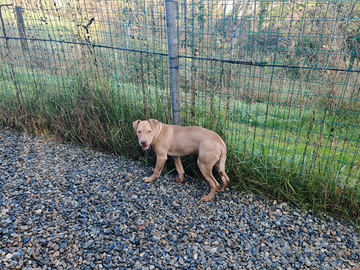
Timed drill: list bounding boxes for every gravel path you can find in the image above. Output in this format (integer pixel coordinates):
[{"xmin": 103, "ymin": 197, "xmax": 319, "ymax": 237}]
[{"xmin": 0, "ymin": 127, "xmax": 359, "ymax": 270}]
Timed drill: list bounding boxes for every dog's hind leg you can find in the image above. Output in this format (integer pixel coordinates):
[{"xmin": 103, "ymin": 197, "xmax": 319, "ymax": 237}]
[
  {"xmin": 197, "ymin": 155, "xmax": 220, "ymax": 202},
  {"xmin": 215, "ymin": 152, "xmax": 229, "ymax": 193}
]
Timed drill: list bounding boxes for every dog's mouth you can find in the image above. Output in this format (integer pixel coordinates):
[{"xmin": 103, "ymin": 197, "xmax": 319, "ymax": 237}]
[{"xmin": 141, "ymin": 144, "xmax": 150, "ymax": 150}]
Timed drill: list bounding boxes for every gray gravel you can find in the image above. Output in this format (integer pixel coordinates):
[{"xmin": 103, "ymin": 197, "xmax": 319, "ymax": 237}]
[{"xmin": 0, "ymin": 127, "xmax": 359, "ymax": 270}]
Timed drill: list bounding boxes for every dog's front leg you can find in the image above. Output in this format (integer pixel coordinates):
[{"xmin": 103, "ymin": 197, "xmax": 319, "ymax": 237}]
[
  {"xmin": 143, "ymin": 155, "xmax": 167, "ymax": 183},
  {"xmin": 173, "ymin": 156, "xmax": 185, "ymax": 182}
]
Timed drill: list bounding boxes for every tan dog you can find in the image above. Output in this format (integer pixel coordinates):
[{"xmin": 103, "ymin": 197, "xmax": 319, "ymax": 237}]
[{"xmin": 132, "ymin": 119, "xmax": 230, "ymax": 202}]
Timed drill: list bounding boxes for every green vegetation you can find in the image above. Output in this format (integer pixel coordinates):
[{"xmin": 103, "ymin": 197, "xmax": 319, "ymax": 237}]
[
  {"xmin": 1, "ymin": 61, "xmax": 359, "ymax": 227},
  {"xmin": 0, "ymin": 0, "xmax": 359, "ymax": 228}
]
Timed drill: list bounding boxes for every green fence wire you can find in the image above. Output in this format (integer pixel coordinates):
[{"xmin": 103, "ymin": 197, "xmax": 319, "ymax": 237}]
[{"xmin": 1, "ymin": 0, "xmax": 359, "ymax": 218}]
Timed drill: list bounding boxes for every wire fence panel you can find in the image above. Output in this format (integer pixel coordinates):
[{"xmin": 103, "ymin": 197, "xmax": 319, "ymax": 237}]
[
  {"xmin": 178, "ymin": 0, "xmax": 360, "ymax": 202},
  {"xmin": 1, "ymin": 0, "xmax": 173, "ymax": 122},
  {"xmin": 176, "ymin": 0, "xmax": 360, "ymax": 207},
  {"xmin": 0, "ymin": 0, "xmax": 359, "ymax": 216}
]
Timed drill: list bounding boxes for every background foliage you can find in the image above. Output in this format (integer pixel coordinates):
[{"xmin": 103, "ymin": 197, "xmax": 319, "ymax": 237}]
[{"xmin": 0, "ymin": 0, "xmax": 359, "ymax": 224}]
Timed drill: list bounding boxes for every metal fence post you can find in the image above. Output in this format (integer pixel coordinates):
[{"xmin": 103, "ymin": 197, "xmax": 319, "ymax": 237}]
[
  {"xmin": 165, "ymin": 0, "xmax": 181, "ymax": 125},
  {"xmin": 15, "ymin": 6, "xmax": 29, "ymax": 54},
  {"xmin": 0, "ymin": 4, "xmax": 23, "ymax": 112}
]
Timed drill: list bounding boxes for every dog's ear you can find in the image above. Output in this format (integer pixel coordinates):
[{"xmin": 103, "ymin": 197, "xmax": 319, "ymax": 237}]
[
  {"xmin": 148, "ymin": 119, "xmax": 159, "ymax": 130},
  {"xmin": 132, "ymin": 120, "xmax": 141, "ymax": 130}
]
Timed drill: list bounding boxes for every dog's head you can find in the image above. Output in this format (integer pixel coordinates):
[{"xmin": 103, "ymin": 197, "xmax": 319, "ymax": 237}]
[{"xmin": 132, "ymin": 119, "xmax": 159, "ymax": 150}]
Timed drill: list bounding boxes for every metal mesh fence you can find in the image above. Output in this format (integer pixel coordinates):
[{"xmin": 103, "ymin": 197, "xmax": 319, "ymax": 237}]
[{"xmin": 1, "ymin": 0, "xmax": 359, "ymax": 210}]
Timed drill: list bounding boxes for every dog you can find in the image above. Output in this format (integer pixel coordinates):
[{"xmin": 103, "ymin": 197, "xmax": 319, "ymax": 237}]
[{"xmin": 132, "ymin": 119, "xmax": 229, "ymax": 202}]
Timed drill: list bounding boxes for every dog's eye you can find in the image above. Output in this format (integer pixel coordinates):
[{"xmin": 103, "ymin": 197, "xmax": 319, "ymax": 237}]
[
  {"xmin": 148, "ymin": 131, "xmax": 151, "ymax": 133},
  {"xmin": 137, "ymin": 131, "xmax": 141, "ymax": 134}
]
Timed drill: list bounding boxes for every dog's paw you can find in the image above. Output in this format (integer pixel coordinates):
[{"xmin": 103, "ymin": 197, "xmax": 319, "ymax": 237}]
[
  {"xmin": 143, "ymin": 176, "xmax": 154, "ymax": 183},
  {"xmin": 174, "ymin": 173, "xmax": 184, "ymax": 182},
  {"xmin": 174, "ymin": 176, "xmax": 184, "ymax": 182},
  {"xmin": 200, "ymin": 194, "xmax": 213, "ymax": 202}
]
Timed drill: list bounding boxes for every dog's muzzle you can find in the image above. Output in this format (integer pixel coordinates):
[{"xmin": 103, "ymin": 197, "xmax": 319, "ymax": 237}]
[{"xmin": 140, "ymin": 140, "xmax": 150, "ymax": 150}]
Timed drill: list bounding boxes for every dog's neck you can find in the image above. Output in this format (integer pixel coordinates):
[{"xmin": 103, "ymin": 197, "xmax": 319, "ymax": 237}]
[{"xmin": 152, "ymin": 122, "xmax": 163, "ymax": 145}]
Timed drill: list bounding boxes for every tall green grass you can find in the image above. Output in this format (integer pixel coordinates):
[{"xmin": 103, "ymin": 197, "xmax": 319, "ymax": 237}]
[
  {"xmin": 0, "ymin": 0, "xmax": 359, "ymax": 232},
  {"xmin": 1, "ymin": 61, "xmax": 359, "ymax": 229}
]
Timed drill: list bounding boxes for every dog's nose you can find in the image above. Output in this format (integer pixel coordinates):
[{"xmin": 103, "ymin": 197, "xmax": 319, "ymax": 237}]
[{"xmin": 140, "ymin": 140, "xmax": 147, "ymax": 146}]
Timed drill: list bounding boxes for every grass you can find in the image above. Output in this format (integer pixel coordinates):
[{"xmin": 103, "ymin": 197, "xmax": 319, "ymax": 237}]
[
  {"xmin": 0, "ymin": 0, "xmax": 359, "ymax": 230},
  {"xmin": 1, "ymin": 60, "xmax": 359, "ymax": 231}
]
